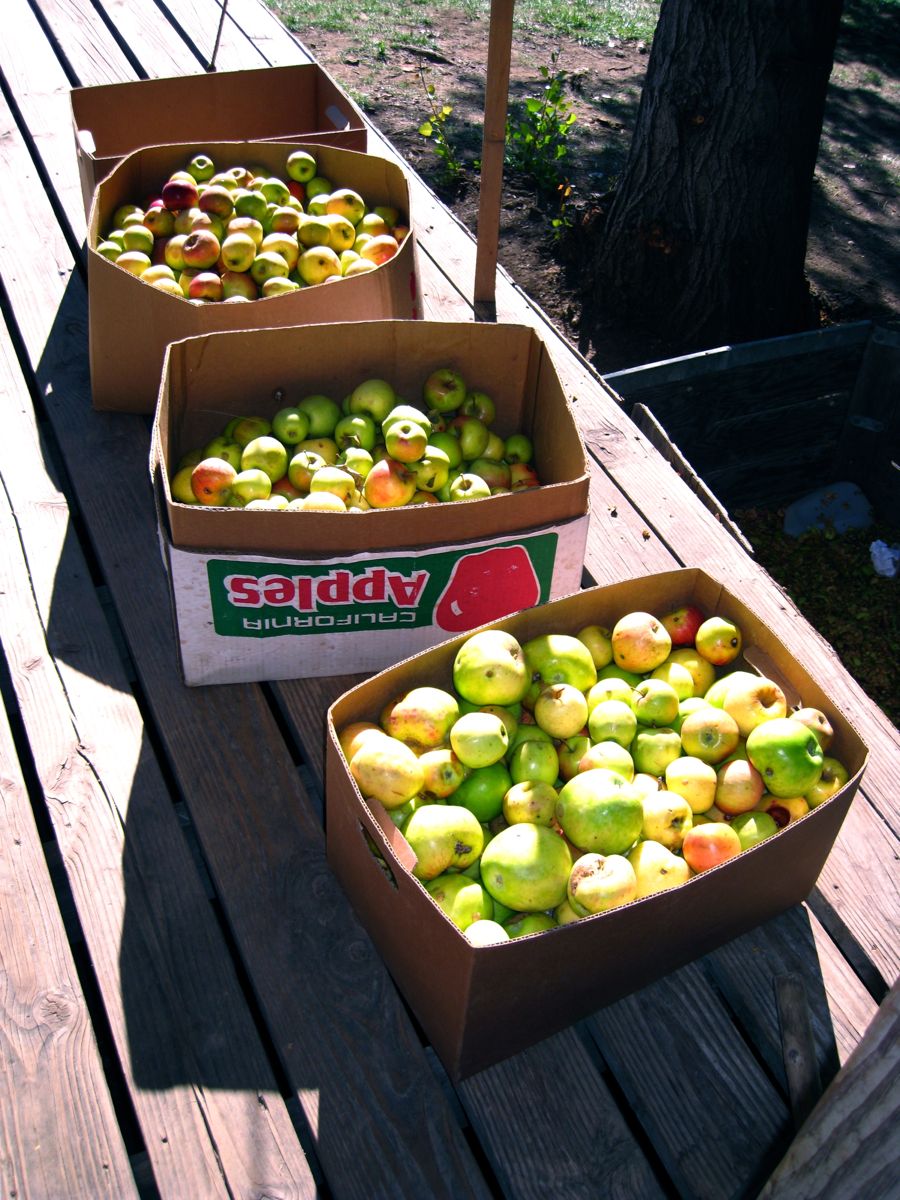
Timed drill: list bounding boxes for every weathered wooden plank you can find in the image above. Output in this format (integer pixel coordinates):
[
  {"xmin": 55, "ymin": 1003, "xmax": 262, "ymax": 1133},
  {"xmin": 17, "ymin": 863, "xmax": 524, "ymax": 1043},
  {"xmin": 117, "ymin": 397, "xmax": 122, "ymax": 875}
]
[
  {"xmin": 0, "ymin": 37, "xmax": 491, "ymax": 1197},
  {"xmin": 758, "ymin": 980, "xmax": 900, "ymax": 1200},
  {"xmin": 586, "ymin": 960, "xmax": 793, "ymax": 1200},
  {"xmin": 30, "ymin": 0, "xmax": 137, "ymax": 86},
  {"xmin": 0, "ymin": 631, "xmax": 137, "ymax": 1200},
  {"xmin": 0, "ymin": 301, "xmax": 319, "ymax": 1196},
  {"xmin": 458, "ymin": 1030, "xmax": 668, "ymax": 1200}
]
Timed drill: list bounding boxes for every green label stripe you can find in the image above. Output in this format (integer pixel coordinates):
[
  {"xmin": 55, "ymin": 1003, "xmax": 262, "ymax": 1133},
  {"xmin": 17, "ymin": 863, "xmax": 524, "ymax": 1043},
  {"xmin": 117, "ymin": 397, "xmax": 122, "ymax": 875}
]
[{"xmin": 206, "ymin": 533, "xmax": 559, "ymax": 638}]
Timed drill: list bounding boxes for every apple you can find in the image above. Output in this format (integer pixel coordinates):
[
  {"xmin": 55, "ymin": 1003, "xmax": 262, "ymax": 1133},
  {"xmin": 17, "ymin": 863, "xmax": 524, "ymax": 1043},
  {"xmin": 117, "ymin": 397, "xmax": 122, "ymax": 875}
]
[
  {"xmin": 449, "ymin": 711, "xmax": 509, "ymax": 768},
  {"xmin": 297, "ymin": 245, "xmax": 342, "ymax": 285},
  {"xmin": 746, "ymin": 717, "xmax": 825, "ymax": 798},
  {"xmin": 523, "ymin": 632, "xmax": 598, "ymax": 694},
  {"xmin": 359, "ymin": 234, "xmax": 400, "ymax": 265},
  {"xmin": 241, "ymin": 435, "xmax": 288, "ymax": 483},
  {"xmin": 682, "ymin": 821, "xmax": 742, "ymax": 873},
  {"xmin": 268, "ymin": 205, "xmax": 302, "ymax": 235},
  {"xmin": 533, "ymin": 683, "xmax": 589, "ymax": 740},
  {"xmin": 611, "ymin": 611, "xmax": 672, "ymax": 674},
  {"xmin": 467, "ymin": 457, "xmax": 510, "ymax": 490},
  {"xmin": 326, "ymin": 187, "xmax": 367, "ymax": 225},
  {"xmin": 679, "ymin": 706, "xmax": 741, "ymax": 764},
  {"xmin": 805, "ymin": 756, "xmax": 850, "ymax": 807},
  {"xmin": 190, "ymin": 457, "xmax": 236, "ymax": 505},
  {"xmin": 503, "ymin": 780, "xmax": 559, "ymax": 826},
  {"xmin": 504, "ymin": 912, "xmax": 558, "ymax": 938},
  {"xmin": 555, "ymin": 768, "xmax": 644, "ymax": 855},
  {"xmin": 791, "ymin": 706, "xmax": 835, "ymax": 752},
  {"xmin": 339, "ymin": 445, "xmax": 374, "ymax": 479},
  {"xmin": 714, "ymin": 757, "xmax": 765, "ymax": 815},
  {"xmin": 448, "ymin": 473, "xmax": 492, "ymax": 502},
  {"xmin": 170, "ymin": 465, "xmax": 198, "ymax": 504},
  {"xmin": 286, "ymin": 149, "xmax": 318, "ymax": 182},
  {"xmin": 411, "ymin": 444, "xmax": 452, "ymax": 493},
  {"xmin": 188, "ymin": 271, "xmax": 223, "ymax": 302},
  {"xmin": 348, "ymin": 377, "xmax": 396, "ymax": 423},
  {"xmin": 122, "ymin": 224, "xmax": 154, "ymax": 255},
  {"xmin": 649, "ymin": 659, "xmax": 696, "ymax": 702},
  {"xmin": 343, "ymin": 257, "xmax": 378, "ymax": 278},
  {"xmin": 665, "ymin": 647, "xmax": 717, "ymax": 696},
  {"xmin": 630, "ymin": 726, "xmax": 683, "ymax": 777},
  {"xmin": 451, "ymin": 760, "xmax": 513, "ymax": 823},
  {"xmin": 363, "ymin": 457, "xmax": 417, "ymax": 508},
  {"xmin": 576, "ymin": 624, "xmax": 613, "ymax": 669},
  {"xmin": 334, "ymin": 413, "xmax": 377, "ymax": 453},
  {"xmin": 508, "ymin": 737, "xmax": 559, "ymax": 786},
  {"xmin": 182, "ymin": 228, "xmax": 221, "ymax": 269},
  {"xmin": 423, "ymin": 367, "xmax": 467, "ymax": 413},
  {"xmin": 297, "ymin": 436, "xmax": 338, "ymax": 464},
  {"xmin": 383, "ymin": 404, "xmax": 433, "ymax": 433},
  {"xmin": 250, "ymin": 250, "xmax": 290, "ymax": 285},
  {"xmin": 587, "ymin": 699, "xmax": 637, "ymax": 749},
  {"xmin": 404, "ymin": 804, "xmax": 485, "ymax": 879},
  {"xmin": 628, "ymin": 840, "xmax": 693, "ymax": 898},
  {"xmin": 385, "ymin": 419, "xmax": 429, "ymax": 463},
  {"xmin": 639, "ymin": 788, "xmax": 692, "ymax": 849},
  {"xmin": 567, "ymin": 852, "xmax": 637, "ymax": 916},
  {"xmin": 756, "ymin": 795, "xmax": 810, "ymax": 826},
  {"xmin": 586, "ymin": 676, "xmax": 634, "ymax": 712},
  {"xmin": 116, "ymin": 250, "xmax": 151, "ymax": 276},
  {"xmin": 504, "ymin": 432, "xmax": 534, "ymax": 464},
  {"xmin": 162, "ymin": 176, "xmax": 199, "ymax": 211},
  {"xmin": 309, "ymin": 465, "xmax": 357, "ymax": 503},
  {"xmin": 297, "ymin": 214, "xmax": 332, "ymax": 247},
  {"xmin": 460, "ymin": 389, "xmax": 496, "ymax": 425},
  {"xmin": 141, "ymin": 264, "xmax": 176, "ymax": 285},
  {"xmin": 632, "ymin": 678, "xmax": 680, "ymax": 727},
  {"xmin": 722, "ymin": 674, "xmax": 788, "ymax": 737},
  {"xmin": 186, "ymin": 153, "xmax": 215, "ymax": 182},
  {"xmin": 349, "ymin": 734, "xmax": 425, "ymax": 808},
  {"xmin": 479, "ymin": 822, "xmax": 572, "ymax": 911},
  {"xmin": 356, "ymin": 211, "xmax": 389, "ymax": 238},
  {"xmin": 426, "ymin": 874, "xmax": 494, "ymax": 932},
  {"xmin": 664, "ymin": 755, "xmax": 717, "ymax": 814},
  {"xmin": 695, "ymin": 615, "xmax": 743, "ymax": 666},
  {"xmin": 465, "ymin": 920, "xmax": 510, "ymax": 945},
  {"xmin": 417, "ymin": 747, "xmax": 470, "ymax": 799},
  {"xmin": 730, "ymin": 811, "xmax": 779, "ymax": 850},
  {"xmin": 260, "ymin": 232, "xmax": 300, "ymax": 271},
  {"xmin": 203, "ymin": 436, "xmax": 242, "ymax": 468},
  {"xmin": 97, "ymin": 240, "xmax": 123, "ymax": 262},
  {"xmin": 453, "ymin": 629, "xmax": 529, "ymax": 706},
  {"xmin": 220, "ymin": 270, "xmax": 258, "ymax": 300},
  {"xmin": 337, "ymin": 718, "xmax": 391, "ymax": 764},
  {"xmin": 287, "ymin": 449, "xmax": 325, "ymax": 492},
  {"xmin": 230, "ymin": 467, "xmax": 272, "ymax": 504},
  {"xmin": 272, "ymin": 406, "xmax": 311, "ymax": 446},
  {"xmin": 577, "ymin": 740, "xmax": 635, "ymax": 782},
  {"xmin": 198, "ymin": 183, "xmax": 235, "ymax": 220},
  {"xmin": 660, "ymin": 603, "xmax": 706, "ymax": 646}
]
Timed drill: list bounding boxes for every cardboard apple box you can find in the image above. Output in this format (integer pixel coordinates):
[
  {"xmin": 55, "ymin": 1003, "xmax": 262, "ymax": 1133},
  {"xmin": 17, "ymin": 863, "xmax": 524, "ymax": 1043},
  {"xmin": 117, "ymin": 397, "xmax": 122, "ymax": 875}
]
[
  {"xmin": 150, "ymin": 320, "xmax": 592, "ymax": 685},
  {"xmin": 324, "ymin": 567, "xmax": 869, "ymax": 1081},
  {"xmin": 88, "ymin": 140, "xmax": 418, "ymax": 413},
  {"xmin": 71, "ymin": 63, "xmax": 367, "ymax": 215}
]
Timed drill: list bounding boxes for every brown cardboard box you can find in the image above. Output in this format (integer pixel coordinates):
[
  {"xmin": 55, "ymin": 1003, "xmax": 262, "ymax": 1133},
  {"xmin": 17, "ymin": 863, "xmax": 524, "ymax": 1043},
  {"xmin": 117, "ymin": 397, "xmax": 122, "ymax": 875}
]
[
  {"xmin": 324, "ymin": 568, "xmax": 869, "ymax": 1081},
  {"xmin": 150, "ymin": 320, "xmax": 592, "ymax": 684},
  {"xmin": 71, "ymin": 63, "xmax": 367, "ymax": 215},
  {"xmin": 88, "ymin": 140, "xmax": 418, "ymax": 413}
]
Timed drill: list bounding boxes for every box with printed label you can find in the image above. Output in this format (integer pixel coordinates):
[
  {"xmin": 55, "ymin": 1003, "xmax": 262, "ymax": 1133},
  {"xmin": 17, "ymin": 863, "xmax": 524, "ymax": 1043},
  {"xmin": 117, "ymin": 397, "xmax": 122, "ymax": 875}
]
[{"xmin": 151, "ymin": 320, "xmax": 592, "ymax": 684}]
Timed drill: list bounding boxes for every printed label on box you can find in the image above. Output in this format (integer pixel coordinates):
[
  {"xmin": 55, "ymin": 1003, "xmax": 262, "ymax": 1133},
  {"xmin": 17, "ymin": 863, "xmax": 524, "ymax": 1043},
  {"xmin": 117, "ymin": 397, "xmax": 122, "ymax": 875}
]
[
  {"xmin": 165, "ymin": 515, "xmax": 589, "ymax": 685},
  {"xmin": 209, "ymin": 536, "xmax": 556, "ymax": 638}
]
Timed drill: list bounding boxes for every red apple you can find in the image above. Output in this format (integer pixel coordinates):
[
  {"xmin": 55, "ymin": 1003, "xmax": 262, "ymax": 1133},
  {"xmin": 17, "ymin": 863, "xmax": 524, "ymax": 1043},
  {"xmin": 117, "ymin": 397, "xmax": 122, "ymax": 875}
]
[
  {"xmin": 182, "ymin": 228, "xmax": 221, "ymax": 270},
  {"xmin": 162, "ymin": 176, "xmax": 199, "ymax": 212},
  {"xmin": 682, "ymin": 822, "xmax": 742, "ymax": 872},
  {"xmin": 695, "ymin": 615, "xmax": 743, "ymax": 666},
  {"xmin": 660, "ymin": 603, "xmax": 706, "ymax": 646},
  {"xmin": 190, "ymin": 457, "xmax": 236, "ymax": 505},
  {"xmin": 363, "ymin": 457, "xmax": 417, "ymax": 508}
]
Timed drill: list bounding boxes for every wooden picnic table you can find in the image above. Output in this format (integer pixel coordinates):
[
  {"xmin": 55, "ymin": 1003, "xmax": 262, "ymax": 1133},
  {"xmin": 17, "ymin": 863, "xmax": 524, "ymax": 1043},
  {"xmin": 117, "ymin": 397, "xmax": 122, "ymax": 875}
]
[{"xmin": 1, "ymin": 0, "xmax": 897, "ymax": 1196}]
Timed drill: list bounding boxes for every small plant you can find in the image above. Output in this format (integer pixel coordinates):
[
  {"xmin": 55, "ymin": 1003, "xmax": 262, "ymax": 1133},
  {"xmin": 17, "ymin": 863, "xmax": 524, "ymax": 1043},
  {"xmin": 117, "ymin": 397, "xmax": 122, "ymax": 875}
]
[
  {"xmin": 506, "ymin": 52, "xmax": 578, "ymax": 193},
  {"xmin": 550, "ymin": 181, "xmax": 575, "ymax": 243},
  {"xmin": 417, "ymin": 67, "xmax": 464, "ymax": 183}
]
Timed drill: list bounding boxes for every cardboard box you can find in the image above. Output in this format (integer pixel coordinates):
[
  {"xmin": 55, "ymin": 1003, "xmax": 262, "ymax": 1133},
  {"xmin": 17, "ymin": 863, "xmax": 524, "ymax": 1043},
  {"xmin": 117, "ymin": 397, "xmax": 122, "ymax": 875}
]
[
  {"xmin": 151, "ymin": 320, "xmax": 592, "ymax": 684},
  {"xmin": 324, "ymin": 568, "xmax": 869, "ymax": 1081},
  {"xmin": 88, "ymin": 141, "xmax": 418, "ymax": 414},
  {"xmin": 71, "ymin": 63, "xmax": 367, "ymax": 215}
]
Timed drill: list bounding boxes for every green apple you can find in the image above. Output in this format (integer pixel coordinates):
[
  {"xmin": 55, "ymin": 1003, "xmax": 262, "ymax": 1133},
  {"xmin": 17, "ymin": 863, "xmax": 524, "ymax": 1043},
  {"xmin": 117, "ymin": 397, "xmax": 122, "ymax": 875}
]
[
  {"xmin": 533, "ymin": 683, "xmax": 589, "ymax": 740},
  {"xmin": 452, "ymin": 629, "xmax": 529, "ymax": 706},
  {"xmin": 423, "ymin": 366, "xmax": 467, "ymax": 413},
  {"xmin": 425, "ymin": 874, "xmax": 494, "ymax": 931},
  {"xmin": 722, "ymin": 674, "xmax": 788, "ymax": 737},
  {"xmin": 286, "ymin": 149, "xmax": 318, "ymax": 183},
  {"xmin": 746, "ymin": 717, "xmax": 825, "ymax": 798},
  {"xmin": 479, "ymin": 822, "xmax": 572, "ymax": 911},
  {"xmin": 587, "ymin": 699, "xmax": 637, "ymax": 748},
  {"xmin": 805, "ymin": 755, "xmax": 850, "ymax": 807},
  {"xmin": 297, "ymin": 393, "xmax": 342, "ymax": 437},
  {"xmin": 404, "ymin": 803, "xmax": 485, "ymax": 880},
  {"xmin": 730, "ymin": 811, "xmax": 779, "ymax": 850},
  {"xmin": 349, "ymin": 377, "xmax": 396, "ymax": 424},
  {"xmin": 577, "ymin": 739, "xmax": 635, "ymax": 781},
  {"xmin": 508, "ymin": 737, "xmax": 560, "ymax": 785},
  {"xmin": 503, "ymin": 911, "xmax": 558, "ymax": 937},
  {"xmin": 451, "ymin": 760, "xmax": 513, "ymax": 822},
  {"xmin": 503, "ymin": 779, "xmax": 558, "ymax": 826},
  {"xmin": 640, "ymin": 789, "xmax": 693, "ymax": 849},
  {"xmin": 334, "ymin": 413, "xmax": 378, "ymax": 452},
  {"xmin": 450, "ymin": 711, "xmax": 509, "ymax": 768},
  {"xmin": 271, "ymin": 406, "xmax": 311, "ymax": 446},
  {"xmin": 587, "ymin": 676, "xmax": 635, "ymax": 712},
  {"xmin": 632, "ymin": 678, "xmax": 680, "ymax": 727},
  {"xmin": 523, "ymin": 632, "xmax": 598, "ymax": 694},
  {"xmin": 240, "ymin": 435, "xmax": 288, "ymax": 484},
  {"xmin": 664, "ymin": 755, "xmax": 717, "ymax": 814},
  {"xmin": 417, "ymin": 747, "xmax": 470, "ymax": 799},
  {"xmin": 577, "ymin": 623, "xmax": 613, "ymax": 669},
  {"xmin": 630, "ymin": 726, "xmax": 683, "ymax": 776},
  {"xmin": 230, "ymin": 467, "xmax": 272, "ymax": 504},
  {"xmin": 349, "ymin": 734, "xmax": 425, "ymax": 809},
  {"xmin": 555, "ymin": 768, "xmax": 644, "ymax": 854}
]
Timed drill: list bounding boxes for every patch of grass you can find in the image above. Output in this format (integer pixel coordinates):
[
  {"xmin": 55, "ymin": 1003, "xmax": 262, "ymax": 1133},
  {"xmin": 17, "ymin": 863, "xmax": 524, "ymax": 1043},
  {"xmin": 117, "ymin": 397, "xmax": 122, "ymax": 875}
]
[
  {"xmin": 735, "ymin": 507, "xmax": 900, "ymax": 729},
  {"xmin": 269, "ymin": 0, "xmax": 659, "ymax": 49}
]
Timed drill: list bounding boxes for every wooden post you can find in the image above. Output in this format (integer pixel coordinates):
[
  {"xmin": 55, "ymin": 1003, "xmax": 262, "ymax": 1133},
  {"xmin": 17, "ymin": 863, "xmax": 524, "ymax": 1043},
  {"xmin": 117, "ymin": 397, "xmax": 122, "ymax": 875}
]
[{"xmin": 473, "ymin": 0, "xmax": 515, "ymax": 321}]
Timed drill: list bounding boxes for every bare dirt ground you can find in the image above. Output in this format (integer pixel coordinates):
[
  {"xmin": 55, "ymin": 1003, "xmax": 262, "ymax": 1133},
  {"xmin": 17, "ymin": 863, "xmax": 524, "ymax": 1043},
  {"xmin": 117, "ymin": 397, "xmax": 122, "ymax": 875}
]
[{"xmin": 289, "ymin": 7, "xmax": 900, "ymax": 373}]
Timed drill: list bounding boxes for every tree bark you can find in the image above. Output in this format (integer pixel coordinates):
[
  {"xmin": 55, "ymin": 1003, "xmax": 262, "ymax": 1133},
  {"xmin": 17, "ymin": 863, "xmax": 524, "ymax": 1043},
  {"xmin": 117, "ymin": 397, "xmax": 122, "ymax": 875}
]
[{"xmin": 592, "ymin": 0, "xmax": 843, "ymax": 349}]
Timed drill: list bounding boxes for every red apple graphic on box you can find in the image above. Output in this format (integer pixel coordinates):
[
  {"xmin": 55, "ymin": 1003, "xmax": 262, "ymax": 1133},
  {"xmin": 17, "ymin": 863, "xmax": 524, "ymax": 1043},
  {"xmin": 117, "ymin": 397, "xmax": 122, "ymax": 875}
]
[{"xmin": 435, "ymin": 546, "xmax": 540, "ymax": 632}]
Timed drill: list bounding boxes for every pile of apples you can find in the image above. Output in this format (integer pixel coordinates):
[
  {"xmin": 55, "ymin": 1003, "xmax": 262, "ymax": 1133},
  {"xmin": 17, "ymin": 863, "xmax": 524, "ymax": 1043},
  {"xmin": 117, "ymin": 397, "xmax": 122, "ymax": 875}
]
[
  {"xmin": 338, "ymin": 603, "xmax": 850, "ymax": 945},
  {"xmin": 172, "ymin": 368, "xmax": 541, "ymax": 511},
  {"xmin": 95, "ymin": 148, "xmax": 409, "ymax": 302}
]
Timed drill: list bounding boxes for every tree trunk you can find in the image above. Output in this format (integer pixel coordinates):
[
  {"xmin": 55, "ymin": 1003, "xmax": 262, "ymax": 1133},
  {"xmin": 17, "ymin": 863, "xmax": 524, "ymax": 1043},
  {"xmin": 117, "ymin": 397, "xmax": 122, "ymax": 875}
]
[{"xmin": 592, "ymin": 0, "xmax": 843, "ymax": 349}]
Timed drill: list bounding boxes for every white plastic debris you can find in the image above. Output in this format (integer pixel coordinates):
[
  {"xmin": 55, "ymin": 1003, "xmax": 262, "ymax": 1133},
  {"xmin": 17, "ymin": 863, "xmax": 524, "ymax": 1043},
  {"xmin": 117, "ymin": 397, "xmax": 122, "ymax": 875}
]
[{"xmin": 870, "ymin": 540, "xmax": 900, "ymax": 578}]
